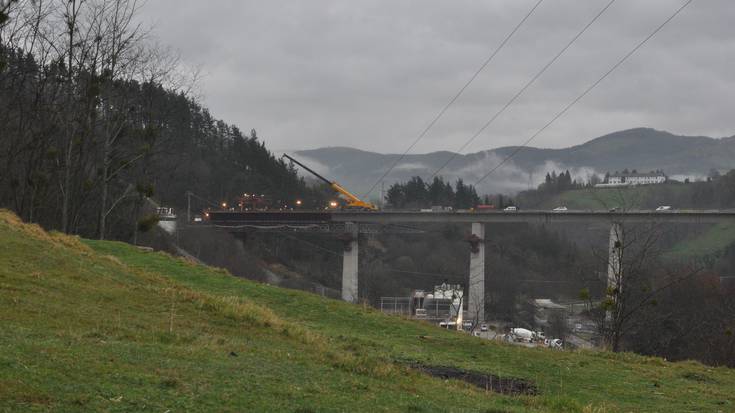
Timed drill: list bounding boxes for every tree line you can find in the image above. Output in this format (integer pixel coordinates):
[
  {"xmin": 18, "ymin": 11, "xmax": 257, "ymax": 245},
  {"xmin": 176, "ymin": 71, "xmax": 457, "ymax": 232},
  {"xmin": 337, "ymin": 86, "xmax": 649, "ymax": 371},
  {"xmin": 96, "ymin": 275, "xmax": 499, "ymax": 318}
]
[
  {"xmin": 0, "ymin": 0, "xmax": 322, "ymax": 241},
  {"xmin": 538, "ymin": 170, "xmax": 585, "ymax": 194},
  {"xmin": 385, "ymin": 176, "xmax": 481, "ymax": 209}
]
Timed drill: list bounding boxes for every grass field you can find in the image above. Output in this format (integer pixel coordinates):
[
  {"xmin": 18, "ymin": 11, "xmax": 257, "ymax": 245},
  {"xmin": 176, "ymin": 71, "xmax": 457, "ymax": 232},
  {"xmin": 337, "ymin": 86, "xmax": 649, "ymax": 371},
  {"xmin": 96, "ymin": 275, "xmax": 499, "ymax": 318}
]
[
  {"xmin": 536, "ymin": 185, "xmax": 735, "ymax": 258},
  {"xmin": 1, "ymin": 210, "xmax": 735, "ymax": 412},
  {"xmin": 667, "ymin": 222, "xmax": 735, "ymax": 258},
  {"xmin": 534, "ymin": 185, "xmax": 692, "ymax": 211}
]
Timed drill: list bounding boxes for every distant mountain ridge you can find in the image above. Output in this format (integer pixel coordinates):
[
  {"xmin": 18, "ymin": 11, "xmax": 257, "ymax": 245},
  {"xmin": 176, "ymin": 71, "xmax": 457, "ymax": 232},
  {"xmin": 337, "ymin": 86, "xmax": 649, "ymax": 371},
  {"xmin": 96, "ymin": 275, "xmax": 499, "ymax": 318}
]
[{"xmin": 295, "ymin": 128, "xmax": 735, "ymax": 197}]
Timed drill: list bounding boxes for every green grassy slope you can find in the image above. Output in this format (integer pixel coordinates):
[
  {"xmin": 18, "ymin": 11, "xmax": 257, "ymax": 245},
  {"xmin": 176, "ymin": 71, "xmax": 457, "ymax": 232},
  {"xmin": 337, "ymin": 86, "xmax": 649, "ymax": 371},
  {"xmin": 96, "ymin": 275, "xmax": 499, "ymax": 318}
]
[
  {"xmin": 2, "ymin": 211, "xmax": 734, "ymax": 412},
  {"xmin": 535, "ymin": 185, "xmax": 735, "ymax": 257},
  {"xmin": 667, "ymin": 222, "xmax": 735, "ymax": 257},
  {"xmin": 534, "ymin": 185, "xmax": 691, "ymax": 211}
]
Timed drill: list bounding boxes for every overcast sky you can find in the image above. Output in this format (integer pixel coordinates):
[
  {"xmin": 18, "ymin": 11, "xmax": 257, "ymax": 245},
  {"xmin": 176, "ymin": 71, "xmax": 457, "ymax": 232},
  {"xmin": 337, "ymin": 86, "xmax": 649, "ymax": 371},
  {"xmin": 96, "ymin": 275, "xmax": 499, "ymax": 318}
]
[{"xmin": 140, "ymin": 0, "xmax": 734, "ymax": 154}]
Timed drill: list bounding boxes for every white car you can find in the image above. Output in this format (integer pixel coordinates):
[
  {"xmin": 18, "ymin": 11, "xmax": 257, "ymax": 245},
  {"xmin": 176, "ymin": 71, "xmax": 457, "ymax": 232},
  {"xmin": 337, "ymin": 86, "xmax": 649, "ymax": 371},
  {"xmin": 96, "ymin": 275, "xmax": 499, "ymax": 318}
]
[
  {"xmin": 480, "ymin": 323, "xmax": 488, "ymax": 332},
  {"xmin": 546, "ymin": 338, "xmax": 563, "ymax": 350},
  {"xmin": 552, "ymin": 206, "xmax": 568, "ymax": 212},
  {"xmin": 503, "ymin": 206, "xmax": 518, "ymax": 212},
  {"xmin": 655, "ymin": 205, "xmax": 673, "ymax": 211}
]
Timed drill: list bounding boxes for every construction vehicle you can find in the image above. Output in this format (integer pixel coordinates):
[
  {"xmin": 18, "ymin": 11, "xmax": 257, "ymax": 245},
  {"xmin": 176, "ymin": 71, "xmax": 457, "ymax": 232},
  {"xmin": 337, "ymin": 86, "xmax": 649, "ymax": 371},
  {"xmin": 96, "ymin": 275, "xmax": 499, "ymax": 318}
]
[{"xmin": 281, "ymin": 154, "xmax": 378, "ymax": 211}]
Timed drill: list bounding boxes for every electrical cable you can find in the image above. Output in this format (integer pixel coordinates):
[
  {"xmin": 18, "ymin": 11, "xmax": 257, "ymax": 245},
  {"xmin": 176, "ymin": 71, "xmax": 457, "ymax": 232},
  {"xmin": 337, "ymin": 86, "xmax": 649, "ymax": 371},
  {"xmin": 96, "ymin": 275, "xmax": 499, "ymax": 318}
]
[
  {"xmin": 429, "ymin": 0, "xmax": 618, "ymax": 180},
  {"xmin": 187, "ymin": 191, "xmax": 220, "ymax": 208},
  {"xmin": 474, "ymin": 0, "xmax": 694, "ymax": 187},
  {"xmin": 277, "ymin": 233, "xmax": 342, "ymax": 256},
  {"xmin": 362, "ymin": 0, "xmax": 546, "ymax": 198}
]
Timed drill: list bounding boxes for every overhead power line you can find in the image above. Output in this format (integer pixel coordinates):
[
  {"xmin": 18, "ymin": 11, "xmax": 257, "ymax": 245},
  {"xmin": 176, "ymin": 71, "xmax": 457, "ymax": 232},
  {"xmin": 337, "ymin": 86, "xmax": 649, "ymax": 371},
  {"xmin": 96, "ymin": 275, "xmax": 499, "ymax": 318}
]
[
  {"xmin": 362, "ymin": 0, "xmax": 546, "ymax": 198},
  {"xmin": 429, "ymin": 0, "xmax": 618, "ymax": 180},
  {"xmin": 278, "ymin": 233, "xmax": 342, "ymax": 256},
  {"xmin": 186, "ymin": 191, "xmax": 219, "ymax": 208},
  {"xmin": 474, "ymin": 0, "xmax": 695, "ymax": 187}
]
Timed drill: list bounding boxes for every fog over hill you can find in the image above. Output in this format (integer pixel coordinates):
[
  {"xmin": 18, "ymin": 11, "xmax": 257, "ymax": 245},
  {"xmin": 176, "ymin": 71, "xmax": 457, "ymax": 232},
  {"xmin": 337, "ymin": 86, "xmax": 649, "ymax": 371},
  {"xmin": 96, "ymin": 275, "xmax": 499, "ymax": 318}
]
[{"xmin": 293, "ymin": 128, "xmax": 735, "ymax": 198}]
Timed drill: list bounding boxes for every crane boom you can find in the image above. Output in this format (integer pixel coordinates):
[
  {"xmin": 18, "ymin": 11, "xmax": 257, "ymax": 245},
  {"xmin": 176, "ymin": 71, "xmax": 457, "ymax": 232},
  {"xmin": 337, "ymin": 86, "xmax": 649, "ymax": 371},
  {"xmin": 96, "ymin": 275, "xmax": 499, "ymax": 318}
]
[
  {"xmin": 282, "ymin": 154, "xmax": 332, "ymax": 186},
  {"xmin": 282, "ymin": 154, "xmax": 378, "ymax": 210}
]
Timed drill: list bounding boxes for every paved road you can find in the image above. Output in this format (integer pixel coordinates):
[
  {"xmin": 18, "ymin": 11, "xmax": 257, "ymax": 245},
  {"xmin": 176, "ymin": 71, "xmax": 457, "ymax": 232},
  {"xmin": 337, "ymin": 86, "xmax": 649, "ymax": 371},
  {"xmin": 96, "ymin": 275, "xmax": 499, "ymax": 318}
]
[{"xmin": 205, "ymin": 209, "xmax": 735, "ymax": 225}]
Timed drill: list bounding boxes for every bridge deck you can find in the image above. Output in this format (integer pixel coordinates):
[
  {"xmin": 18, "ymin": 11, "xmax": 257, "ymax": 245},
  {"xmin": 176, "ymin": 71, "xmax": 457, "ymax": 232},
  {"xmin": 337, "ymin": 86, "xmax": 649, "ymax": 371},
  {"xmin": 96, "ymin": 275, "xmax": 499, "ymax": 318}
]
[
  {"xmin": 207, "ymin": 211, "xmax": 333, "ymax": 224},
  {"xmin": 205, "ymin": 210, "xmax": 735, "ymax": 225}
]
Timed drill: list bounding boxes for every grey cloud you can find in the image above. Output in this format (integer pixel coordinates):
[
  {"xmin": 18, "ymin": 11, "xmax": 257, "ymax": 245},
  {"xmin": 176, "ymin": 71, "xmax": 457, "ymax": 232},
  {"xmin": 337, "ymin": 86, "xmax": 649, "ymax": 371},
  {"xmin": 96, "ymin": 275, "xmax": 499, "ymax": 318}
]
[
  {"xmin": 443, "ymin": 152, "xmax": 600, "ymax": 193},
  {"xmin": 140, "ymin": 0, "xmax": 735, "ymax": 154}
]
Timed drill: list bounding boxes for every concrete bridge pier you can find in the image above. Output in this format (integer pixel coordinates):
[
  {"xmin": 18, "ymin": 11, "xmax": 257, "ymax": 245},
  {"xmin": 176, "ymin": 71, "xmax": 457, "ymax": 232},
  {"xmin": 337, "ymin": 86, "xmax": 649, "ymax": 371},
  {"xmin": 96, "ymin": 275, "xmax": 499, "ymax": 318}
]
[
  {"xmin": 340, "ymin": 222, "xmax": 359, "ymax": 303},
  {"xmin": 467, "ymin": 222, "xmax": 486, "ymax": 323},
  {"xmin": 608, "ymin": 222, "xmax": 623, "ymax": 293},
  {"xmin": 606, "ymin": 222, "xmax": 624, "ymax": 321}
]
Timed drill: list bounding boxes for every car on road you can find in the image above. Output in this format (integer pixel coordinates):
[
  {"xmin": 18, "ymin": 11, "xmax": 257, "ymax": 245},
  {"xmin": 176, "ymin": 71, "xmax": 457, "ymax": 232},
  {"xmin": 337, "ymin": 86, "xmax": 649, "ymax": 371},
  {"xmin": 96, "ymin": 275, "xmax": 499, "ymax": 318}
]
[
  {"xmin": 546, "ymin": 338, "xmax": 563, "ymax": 350},
  {"xmin": 480, "ymin": 323, "xmax": 488, "ymax": 332},
  {"xmin": 552, "ymin": 206, "xmax": 568, "ymax": 212},
  {"xmin": 503, "ymin": 206, "xmax": 518, "ymax": 212},
  {"xmin": 655, "ymin": 205, "xmax": 673, "ymax": 211}
]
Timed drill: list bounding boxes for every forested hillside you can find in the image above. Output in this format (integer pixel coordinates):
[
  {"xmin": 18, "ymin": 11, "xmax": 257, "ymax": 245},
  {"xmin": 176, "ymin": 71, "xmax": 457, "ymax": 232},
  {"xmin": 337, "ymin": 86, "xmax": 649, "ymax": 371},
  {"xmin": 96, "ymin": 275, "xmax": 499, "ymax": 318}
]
[{"xmin": 0, "ymin": 1, "xmax": 320, "ymax": 241}]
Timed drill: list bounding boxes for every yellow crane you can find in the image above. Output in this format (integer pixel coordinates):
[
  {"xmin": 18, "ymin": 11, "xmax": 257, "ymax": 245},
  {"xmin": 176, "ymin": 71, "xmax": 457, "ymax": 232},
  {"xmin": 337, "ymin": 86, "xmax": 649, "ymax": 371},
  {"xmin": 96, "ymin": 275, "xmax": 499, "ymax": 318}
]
[{"xmin": 282, "ymin": 154, "xmax": 378, "ymax": 211}]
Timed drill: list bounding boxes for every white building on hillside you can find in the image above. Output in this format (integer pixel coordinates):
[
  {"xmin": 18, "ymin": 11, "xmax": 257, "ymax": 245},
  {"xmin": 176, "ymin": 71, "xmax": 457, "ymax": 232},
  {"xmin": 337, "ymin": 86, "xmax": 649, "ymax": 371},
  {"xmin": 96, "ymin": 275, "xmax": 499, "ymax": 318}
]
[{"xmin": 608, "ymin": 171, "xmax": 666, "ymax": 186}]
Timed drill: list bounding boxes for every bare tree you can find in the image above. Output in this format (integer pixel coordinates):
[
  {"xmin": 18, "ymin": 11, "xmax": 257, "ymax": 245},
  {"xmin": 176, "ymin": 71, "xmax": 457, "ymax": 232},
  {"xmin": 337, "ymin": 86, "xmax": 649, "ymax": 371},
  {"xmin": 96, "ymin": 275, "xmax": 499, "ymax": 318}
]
[
  {"xmin": 92, "ymin": 0, "xmax": 148, "ymax": 239},
  {"xmin": 0, "ymin": 0, "xmax": 19, "ymax": 30},
  {"xmin": 589, "ymin": 220, "xmax": 704, "ymax": 351},
  {"xmin": 0, "ymin": 0, "xmax": 62, "ymax": 224},
  {"xmin": 465, "ymin": 274, "xmax": 487, "ymax": 333}
]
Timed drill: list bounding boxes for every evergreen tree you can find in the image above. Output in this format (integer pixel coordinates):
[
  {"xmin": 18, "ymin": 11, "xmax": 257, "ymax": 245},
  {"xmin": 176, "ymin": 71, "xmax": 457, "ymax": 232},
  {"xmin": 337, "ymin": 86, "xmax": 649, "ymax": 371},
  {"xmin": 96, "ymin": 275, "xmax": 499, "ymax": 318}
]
[
  {"xmin": 404, "ymin": 176, "xmax": 428, "ymax": 208},
  {"xmin": 428, "ymin": 176, "xmax": 453, "ymax": 206},
  {"xmin": 385, "ymin": 183, "xmax": 406, "ymax": 208}
]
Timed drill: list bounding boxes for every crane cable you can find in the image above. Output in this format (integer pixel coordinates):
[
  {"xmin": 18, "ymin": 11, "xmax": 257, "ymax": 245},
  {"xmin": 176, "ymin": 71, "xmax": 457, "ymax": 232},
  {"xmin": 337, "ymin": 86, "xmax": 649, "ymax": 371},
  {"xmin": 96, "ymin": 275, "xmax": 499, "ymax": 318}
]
[
  {"xmin": 361, "ymin": 0, "xmax": 546, "ymax": 199},
  {"xmin": 429, "ymin": 0, "xmax": 618, "ymax": 180},
  {"xmin": 474, "ymin": 0, "xmax": 695, "ymax": 187}
]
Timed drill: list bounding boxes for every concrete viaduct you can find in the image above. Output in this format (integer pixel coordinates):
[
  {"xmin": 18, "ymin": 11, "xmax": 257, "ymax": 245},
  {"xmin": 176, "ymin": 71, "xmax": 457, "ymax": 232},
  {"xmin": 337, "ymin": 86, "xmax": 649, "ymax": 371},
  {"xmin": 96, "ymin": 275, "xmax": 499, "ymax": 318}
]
[{"xmin": 206, "ymin": 210, "xmax": 735, "ymax": 323}]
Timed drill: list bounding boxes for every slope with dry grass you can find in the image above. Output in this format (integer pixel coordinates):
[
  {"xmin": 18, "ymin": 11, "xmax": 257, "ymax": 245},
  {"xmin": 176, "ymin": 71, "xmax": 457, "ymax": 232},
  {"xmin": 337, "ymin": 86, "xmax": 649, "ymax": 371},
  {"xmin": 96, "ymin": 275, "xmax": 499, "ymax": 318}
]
[{"xmin": 1, "ymin": 210, "xmax": 734, "ymax": 412}]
